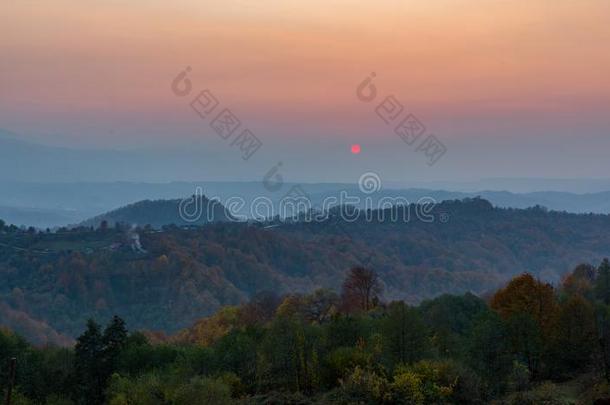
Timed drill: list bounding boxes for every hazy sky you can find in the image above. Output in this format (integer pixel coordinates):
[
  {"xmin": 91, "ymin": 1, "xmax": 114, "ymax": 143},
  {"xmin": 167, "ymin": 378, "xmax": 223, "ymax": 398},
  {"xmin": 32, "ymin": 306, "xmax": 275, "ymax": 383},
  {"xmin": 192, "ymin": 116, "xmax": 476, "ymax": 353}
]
[{"xmin": 1, "ymin": 0, "xmax": 609, "ymax": 183}]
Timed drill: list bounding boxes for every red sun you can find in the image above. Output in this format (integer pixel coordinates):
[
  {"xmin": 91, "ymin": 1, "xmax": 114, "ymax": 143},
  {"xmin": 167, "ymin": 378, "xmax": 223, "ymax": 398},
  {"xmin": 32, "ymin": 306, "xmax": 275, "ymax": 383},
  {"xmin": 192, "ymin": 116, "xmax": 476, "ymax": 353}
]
[{"xmin": 351, "ymin": 144, "xmax": 361, "ymax": 154}]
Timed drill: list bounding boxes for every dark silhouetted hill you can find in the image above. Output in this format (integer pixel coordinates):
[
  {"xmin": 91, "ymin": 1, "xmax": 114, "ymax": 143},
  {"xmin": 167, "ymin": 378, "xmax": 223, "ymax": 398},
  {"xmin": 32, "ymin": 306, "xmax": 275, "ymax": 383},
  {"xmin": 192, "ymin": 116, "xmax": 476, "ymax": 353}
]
[{"xmin": 79, "ymin": 196, "xmax": 234, "ymax": 228}]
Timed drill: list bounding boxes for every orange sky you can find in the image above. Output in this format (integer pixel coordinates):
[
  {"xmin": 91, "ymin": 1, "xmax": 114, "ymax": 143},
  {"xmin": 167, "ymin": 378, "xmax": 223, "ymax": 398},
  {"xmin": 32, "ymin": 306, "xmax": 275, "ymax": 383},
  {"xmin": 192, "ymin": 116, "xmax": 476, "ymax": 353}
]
[{"xmin": 1, "ymin": 0, "xmax": 609, "ymax": 179}]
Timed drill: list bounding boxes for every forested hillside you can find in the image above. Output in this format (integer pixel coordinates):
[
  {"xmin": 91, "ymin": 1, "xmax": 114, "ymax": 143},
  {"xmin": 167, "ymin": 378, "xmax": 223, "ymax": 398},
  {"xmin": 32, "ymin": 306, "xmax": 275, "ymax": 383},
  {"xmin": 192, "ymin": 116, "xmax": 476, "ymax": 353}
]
[
  {"xmin": 3, "ymin": 264, "xmax": 610, "ymax": 404},
  {"xmin": 1, "ymin": 198, "xmax": 610, "ymax": 342},
  {"xmin": 79, "ymin": 196, "xmax": 234, "ymax": 229}
]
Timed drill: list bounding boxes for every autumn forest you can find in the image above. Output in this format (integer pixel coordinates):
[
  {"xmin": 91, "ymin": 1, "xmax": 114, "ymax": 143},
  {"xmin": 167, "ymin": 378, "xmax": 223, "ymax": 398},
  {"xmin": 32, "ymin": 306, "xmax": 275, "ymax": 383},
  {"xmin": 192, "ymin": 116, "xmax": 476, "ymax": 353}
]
[{"xmin": 2, "ymin": 199, "xmax": 610, "ymax": 403}]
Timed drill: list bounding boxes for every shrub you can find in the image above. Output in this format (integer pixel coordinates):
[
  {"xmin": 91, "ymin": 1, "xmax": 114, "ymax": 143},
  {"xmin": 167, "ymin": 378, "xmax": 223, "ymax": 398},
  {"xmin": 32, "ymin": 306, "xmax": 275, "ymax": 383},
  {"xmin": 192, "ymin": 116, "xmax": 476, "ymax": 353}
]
[
  {"xmin": 339, "ymin": 366, "xmax": 390, "ymax": 404},
  {"xmin": 172, "ymin": 376, "xmax": 232, "ymax": 405}
]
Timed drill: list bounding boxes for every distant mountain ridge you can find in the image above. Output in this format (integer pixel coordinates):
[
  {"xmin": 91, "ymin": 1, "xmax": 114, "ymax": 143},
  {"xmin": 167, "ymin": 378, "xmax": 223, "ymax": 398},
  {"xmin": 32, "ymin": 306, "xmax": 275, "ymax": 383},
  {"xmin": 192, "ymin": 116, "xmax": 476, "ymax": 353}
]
[
  {"xmin": 76, "ymin": 189, "xmax": 610, "ymax": 230},
  {"xmin": 5, "ymin": 181, "xmax": 610, "ymax": 228}
]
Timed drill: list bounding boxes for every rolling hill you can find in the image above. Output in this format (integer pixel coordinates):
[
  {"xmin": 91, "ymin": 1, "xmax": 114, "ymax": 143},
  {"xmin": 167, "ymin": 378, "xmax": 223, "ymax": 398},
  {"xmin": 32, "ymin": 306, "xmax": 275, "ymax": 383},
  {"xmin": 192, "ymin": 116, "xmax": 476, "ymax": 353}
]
[
  {"xmin": 1, "ymin": 197, "xmax": 610, "ymax": 344},
  {"xmin": 79, "ymin": 196, "xmax": 234, "ymax": 228}
]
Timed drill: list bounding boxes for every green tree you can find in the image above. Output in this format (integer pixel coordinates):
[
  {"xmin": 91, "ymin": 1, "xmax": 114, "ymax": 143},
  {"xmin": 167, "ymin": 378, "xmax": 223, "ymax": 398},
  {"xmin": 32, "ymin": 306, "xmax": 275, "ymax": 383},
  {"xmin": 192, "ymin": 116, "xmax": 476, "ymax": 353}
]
[
  {"xmin": 324, "ymin": 314, "xmax": 371, "ymax": 349},
  {"xmin": 595, "ymin": 259, "xmax": 610, "ymax": 305},
  {"xmin": 419, "ymin": 293, "xmax": 488, "ymax": 358},
  {"xmin": 596, "ymin": 304, "xmax": 610, "ymax": 383},
  {"xmin": 548, "ymin": 295, "xmax": 595, "ymax": 374},
  {"xmin": 213, "ymin": 327, "xmax": 261, "ymax": 391},
  {"xmin": 102, "ymin": 316, "xmax": 128, "ymax": 380},
  {"xmin": 74, "ymin": 319, "xmax": 105, "ymax": 404},
  {"xmin": 593, "ymin": 259, "xmax": 610, "ymax": 382},
  {"xmin": 380, "ymin": 302, "xmax": 429, "ymax": 370},
  {"xmin": 467, "ymin": 312, "xmax": 512, "ymax": 394},
  {"xmin": 506, "ymin": 313, "xmax": 543, "ymax": 380},
  {"xmin": 256, "ymin": 316, "xmax": 318, "ymax": 393}
]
